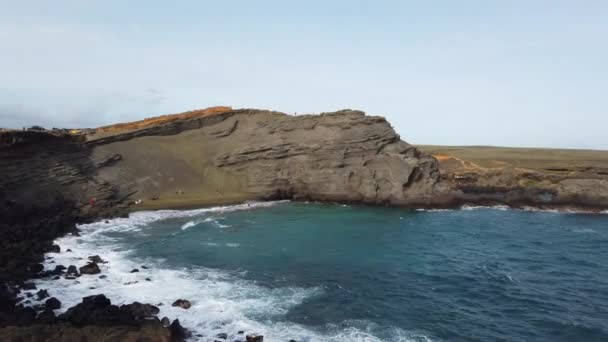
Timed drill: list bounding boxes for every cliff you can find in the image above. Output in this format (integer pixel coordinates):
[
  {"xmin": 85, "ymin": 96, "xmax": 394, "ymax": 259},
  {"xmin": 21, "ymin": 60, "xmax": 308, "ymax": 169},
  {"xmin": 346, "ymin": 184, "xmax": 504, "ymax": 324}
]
[
  {"xmin": 419, "ymin": 145, "xmax": 608, "ymax": 210},
  {"xmin": 86, "ymin": 108, "xmax": 442, "ymax": 210}
]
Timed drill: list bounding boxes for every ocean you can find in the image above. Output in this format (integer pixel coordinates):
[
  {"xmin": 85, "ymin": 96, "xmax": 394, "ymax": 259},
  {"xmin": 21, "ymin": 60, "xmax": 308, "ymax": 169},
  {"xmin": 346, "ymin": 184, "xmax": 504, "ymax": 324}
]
[{"xmin": 34, "ymin": 202, "xmax": 608, "ymax": 341}]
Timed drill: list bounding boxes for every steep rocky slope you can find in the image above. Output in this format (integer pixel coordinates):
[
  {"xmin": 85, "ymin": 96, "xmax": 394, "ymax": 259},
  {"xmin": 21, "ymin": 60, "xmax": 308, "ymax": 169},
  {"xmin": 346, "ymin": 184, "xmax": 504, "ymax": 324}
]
[
  {"xmin": 419, "ymin": 145, "xmax": 608, "ymax": 210},
  {"xmin": 0, "ymin": 131, "xmax": 127, "ymax": 281},
  {"xmin": 87, "ymin": 108, "xmax": 442, "ymax": 209}
]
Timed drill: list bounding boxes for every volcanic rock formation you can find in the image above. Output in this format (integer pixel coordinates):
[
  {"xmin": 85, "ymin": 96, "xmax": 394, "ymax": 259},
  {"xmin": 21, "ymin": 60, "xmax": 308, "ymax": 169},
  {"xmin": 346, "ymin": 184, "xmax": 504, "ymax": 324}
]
[{"xmin": 87, "ymin": 108, "xmax": 441, "ymax": 209}]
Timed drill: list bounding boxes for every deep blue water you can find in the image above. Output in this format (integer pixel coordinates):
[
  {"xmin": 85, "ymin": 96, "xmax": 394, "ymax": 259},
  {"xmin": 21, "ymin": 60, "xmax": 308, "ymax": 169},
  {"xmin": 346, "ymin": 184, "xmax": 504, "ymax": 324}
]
[{"xmin": 77, "ymin": 202, "xmax": 608, "ymax": 341}]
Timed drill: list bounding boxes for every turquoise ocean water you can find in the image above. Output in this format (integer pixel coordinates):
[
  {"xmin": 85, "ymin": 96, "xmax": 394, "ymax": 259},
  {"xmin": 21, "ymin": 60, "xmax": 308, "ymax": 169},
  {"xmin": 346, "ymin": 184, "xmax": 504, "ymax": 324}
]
[{"xmin": 38, "ymin": 202, "xmax": 608, "ymax": 341}]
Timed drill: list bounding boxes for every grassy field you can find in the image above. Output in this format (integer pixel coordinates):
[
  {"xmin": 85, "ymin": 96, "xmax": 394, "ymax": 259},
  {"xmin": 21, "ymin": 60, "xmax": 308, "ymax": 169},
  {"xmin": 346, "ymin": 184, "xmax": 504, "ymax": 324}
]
[{"xmin": 417, "ymin": 145, "xmax": 608, "ymax": 171}]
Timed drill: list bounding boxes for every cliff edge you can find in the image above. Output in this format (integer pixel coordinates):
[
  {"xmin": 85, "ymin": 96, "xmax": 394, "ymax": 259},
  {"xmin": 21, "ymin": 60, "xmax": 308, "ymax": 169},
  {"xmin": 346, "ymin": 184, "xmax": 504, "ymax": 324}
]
[{"xmin": 86, "ymin": 108, "xmax": 442, "ymax": 209}]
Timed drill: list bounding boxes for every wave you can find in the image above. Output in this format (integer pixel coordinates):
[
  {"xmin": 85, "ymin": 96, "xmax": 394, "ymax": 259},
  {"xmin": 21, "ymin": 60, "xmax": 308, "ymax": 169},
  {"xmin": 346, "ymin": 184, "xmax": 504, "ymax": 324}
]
[
  {"xmin": 181, "ymin": 221, "xmax": 198, "ymax": 230},
  {"xmin": 26, "ymin": 201, "xmax": 429, "ymax": 342},
  {"xmin": 77, "ymin": 201, "xmax": 288, "ymax": 236},
  {"xmin": 461, "ymin": 204, "xmax": 509, "ymax": 211},
  {"xmin": 415, "ymin": 208, "xmax": 453, "ymax": 212}
]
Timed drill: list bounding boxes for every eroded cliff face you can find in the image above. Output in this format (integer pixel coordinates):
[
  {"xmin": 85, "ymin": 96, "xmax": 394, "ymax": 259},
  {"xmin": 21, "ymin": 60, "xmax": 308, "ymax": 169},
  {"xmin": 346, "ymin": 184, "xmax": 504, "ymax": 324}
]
[
  {"xmin": 88, "ymin": 109, "xmax": 442, "ymax": 209},
  {"xmin": 0, "ymin": 131, "xmax": 127, "ymax": 281},
  {"xmin": 419, "ymin": 146, "xmax": 608, "ymax": 210}
]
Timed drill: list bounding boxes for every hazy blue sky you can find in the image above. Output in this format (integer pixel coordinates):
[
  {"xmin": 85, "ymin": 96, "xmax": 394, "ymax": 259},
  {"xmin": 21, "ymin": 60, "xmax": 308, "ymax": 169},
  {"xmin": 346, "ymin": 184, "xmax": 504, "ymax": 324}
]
[{"xmin": 1, "ymin": 1, "xmax": 607, "ymax": 149}]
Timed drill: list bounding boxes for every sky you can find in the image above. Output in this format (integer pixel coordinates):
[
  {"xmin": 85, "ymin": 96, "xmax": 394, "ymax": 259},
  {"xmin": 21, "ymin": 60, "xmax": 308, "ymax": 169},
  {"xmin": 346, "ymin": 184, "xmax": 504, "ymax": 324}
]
[{"xmin": 1, "ymin": 1, "xmax": 607, "ymax": 149}]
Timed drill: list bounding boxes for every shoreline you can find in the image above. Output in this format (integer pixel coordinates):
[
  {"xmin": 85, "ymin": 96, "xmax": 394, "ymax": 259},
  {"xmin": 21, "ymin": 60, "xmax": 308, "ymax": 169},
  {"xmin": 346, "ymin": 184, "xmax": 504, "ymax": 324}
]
[
  {"xmin": 20, "ymin": 200, "xmax": 608, "ymax": 341},
  {"xmin": 128, "ymin": 197, "xmax": 608, "ymax": 215},
  {"xmin": 2, "ymin": 199, "xmax": 606, "ymax": 340}
]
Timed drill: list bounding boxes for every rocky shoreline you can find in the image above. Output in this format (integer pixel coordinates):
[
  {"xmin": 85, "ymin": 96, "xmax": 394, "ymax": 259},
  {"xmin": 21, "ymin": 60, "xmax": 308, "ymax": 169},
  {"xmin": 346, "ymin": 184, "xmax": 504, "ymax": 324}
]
[{"xmin": 1, "ymin": 107, "xmax": 606, "ymax": 340}]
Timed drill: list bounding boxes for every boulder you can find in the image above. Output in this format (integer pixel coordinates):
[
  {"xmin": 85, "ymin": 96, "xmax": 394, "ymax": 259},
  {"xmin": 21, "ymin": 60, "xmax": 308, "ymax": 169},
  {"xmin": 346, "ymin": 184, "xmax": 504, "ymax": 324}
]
[
  {"xmin": 130, "ymin": 268, "xmax": 139, "ymax": 273},
  {"xmin": 79, "ymin": 262, "xmax": 100, "ymax": 275},
  {"xmin": 171, "ymin": 299, "xmax": 191, "ymax": 309},
  {"xmin": 45, "ymin": 297, "xmax": 61, "ymax": 310},
  {"xmin": 66, "ymin": 265, "xmax": 79, "ymax": 276},
  {"xmin": 216, "ymin": 332, "xmax": 228, "ymax": 339},
  {"xmin": 246, "ymin": 334, "xmax": 264, "ymax": 342},
  {"xmin": 36, "ymin": 289, "xmax": 49, "ymax": 300},
  {"xmin": 169, "ymin": 319, "xmax": 189, "ymax": 339},
  {"xmin": 59, "ymin": 294, "xmax": 131, "ymax": 327},
  {"xmin": 88, "ymin": 255, "xmax": 104, "ymax": 263},
  {"xmin": 161, "ymin": 317, "xmax": 171, "ymax": 328},
  {"xmin": 53, "ymin": 265, "xmax": 66, "ymax": 274},
  {"xmin": 119, "ymin": 302, "xmax": 160, "ymax": 318},
  {"xmin": 49, "ymin": 244, "xmax": 60, "ymax": 253}
]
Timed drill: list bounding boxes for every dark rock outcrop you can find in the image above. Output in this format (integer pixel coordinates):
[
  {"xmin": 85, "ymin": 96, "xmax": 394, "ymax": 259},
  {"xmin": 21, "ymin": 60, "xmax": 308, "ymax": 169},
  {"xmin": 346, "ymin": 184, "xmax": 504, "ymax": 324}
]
[
  {"xmin": 45, "ymin": 297, "xmax": 61, "ymax": 311},
  {"xmin": 120, "ymin": 302, "xmax": 160, "ymax": 319},
  {"xmin": 172, "ymin": 299, "xmax": 192, "ymax": 310},
  {"xmin": 79, "ymin": 262, "xmax": 101, "ymax": 275},
  {"xmin": 88, "ymin": 255, "xmax": 104, "ymax": 264}
]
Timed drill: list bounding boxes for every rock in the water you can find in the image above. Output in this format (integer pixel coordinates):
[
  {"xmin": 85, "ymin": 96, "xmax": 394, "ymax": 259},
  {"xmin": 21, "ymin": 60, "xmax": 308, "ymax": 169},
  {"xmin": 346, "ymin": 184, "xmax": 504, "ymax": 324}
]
[
  {"xmin": 53, "ymin": 265, "xmax": 66, "ymax": 274},
  {"xmin": 45, "ymin": 297, "xmax": 61, "ymax": 310},
  {"xmin": 246, "ymin": 334, "xmax": 264, "ymax": 342},
  {"xmin": 99, "ymin": 275, "xmax": 107, "ymax": 279},
  {"xmin": 66, "ymin": 265, "xmax": 79, "ymax": 276},
  {"xmin": 216, "ymin": 332, "xmax": 228, "ymax": 339},
  {"xmin": 130, "ymin": 268, "xmax": 139, "ymax": 273},
  {"xmin": 49, "ymin": 244, "xmax": 60, "ymax": 253},
  {"xmin": 119, "ymin": 302, "xmax": 160, "ymax": 318},
  {"xmin": 161, "ymin": 317, "xmax": 171, "ymax": 328},
  {"xmin": 88, "ymin": 255, "xmax": 104, "ymax": 263},
  {"xmin": 171, "ymin": 299, "xmax": 192, "ymax": 309},
  {"xmin": 59, "ymin": 294, "xmax": 139, "ymax": 327},
  {"xmin": 79, "ymin": 262, "xmax": 100, "ymax": 275},
  {"xmin": 169, "ymin": 319, "xmax": 189, "ymax": 339},
  {"xmin": 36, "ymin": 289, "xmax": 49, "ymax": 300}
]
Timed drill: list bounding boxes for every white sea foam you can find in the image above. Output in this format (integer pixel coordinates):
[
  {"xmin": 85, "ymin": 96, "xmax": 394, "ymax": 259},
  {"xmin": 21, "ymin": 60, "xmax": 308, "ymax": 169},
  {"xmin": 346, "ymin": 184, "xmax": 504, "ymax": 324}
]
[
  {"xmin": 415, "ymin": 208, "xmax": 453, "ymax": 212},
  {"xmin": 568, "ymin": 228, "xmax": 597, "ymax": 234},
  {"xmin": 461, "ymin": 204, "xmax": 509, "ymax": 211},
  {"xmin": 181, "ymin": 221, "xmax": 198, "ymax": 230},
  {"xmin": 28, "ymin": 201, "xmax": 428, "ymax": 342}
]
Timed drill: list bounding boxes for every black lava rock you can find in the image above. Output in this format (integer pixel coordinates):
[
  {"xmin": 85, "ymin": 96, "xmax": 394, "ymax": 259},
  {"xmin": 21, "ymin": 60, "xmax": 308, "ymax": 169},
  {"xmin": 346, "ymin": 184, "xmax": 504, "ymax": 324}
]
[
  {"xmin": 88, "ymin": 255, "xmax": 104, "ymax": 263},
  {"xmin": 36, "ymin": 289, "xmax": 49, "ymax": 300},
  {"xmin": 45, "ymin": 297, "xmax": 61, "ymax": 310},
  {"xmin": 79, "ymin": 262, "xmax": 101, "ymax": 275}
]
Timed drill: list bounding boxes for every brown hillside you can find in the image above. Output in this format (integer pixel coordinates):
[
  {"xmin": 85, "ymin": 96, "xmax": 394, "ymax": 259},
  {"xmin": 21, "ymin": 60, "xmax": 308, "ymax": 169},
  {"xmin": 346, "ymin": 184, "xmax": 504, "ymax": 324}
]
[{"xmin": 95, "ymin": 106, "xmax": 233, "ymax": 133}]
